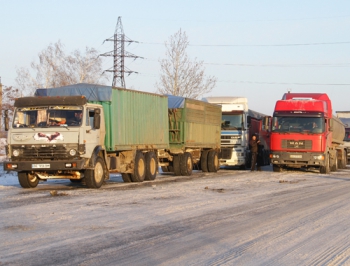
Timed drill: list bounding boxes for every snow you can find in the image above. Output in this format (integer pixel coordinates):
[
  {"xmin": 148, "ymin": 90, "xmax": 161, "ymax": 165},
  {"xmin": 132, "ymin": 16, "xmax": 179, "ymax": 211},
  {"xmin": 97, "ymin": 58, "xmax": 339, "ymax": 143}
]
[{"xmin": 2, "ymin": 164, "xmax": 350, "ymax": 265}]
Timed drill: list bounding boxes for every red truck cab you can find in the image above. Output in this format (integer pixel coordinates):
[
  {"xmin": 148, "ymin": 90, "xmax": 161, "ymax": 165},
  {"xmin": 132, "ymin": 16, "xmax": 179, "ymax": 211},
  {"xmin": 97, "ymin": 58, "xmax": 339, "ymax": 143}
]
[{"xmin": 270, "ymin": 93, "xmax": 347, "ymax": 173}]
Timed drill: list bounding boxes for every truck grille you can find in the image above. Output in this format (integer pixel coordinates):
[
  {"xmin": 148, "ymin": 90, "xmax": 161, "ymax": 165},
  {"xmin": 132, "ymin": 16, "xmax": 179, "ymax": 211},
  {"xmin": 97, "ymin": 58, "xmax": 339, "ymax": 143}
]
[
  {"xmin": 220, "ymin": 148, "xmax": 232, "ymax": 159},
  {"xmin": 11, "ymin": 144, "xmax": 78, "ymax": 160},
  {"xmin": 281, "ymin": 140, "xmax": 312, "ymax": 150}
]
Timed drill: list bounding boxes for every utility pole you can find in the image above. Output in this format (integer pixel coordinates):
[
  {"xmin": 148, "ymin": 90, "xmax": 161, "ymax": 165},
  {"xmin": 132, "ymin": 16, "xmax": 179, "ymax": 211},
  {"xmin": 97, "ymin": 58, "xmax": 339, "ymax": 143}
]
[{"xmin": 101, "ymin": 17, "xmax": 142, "ymax": 88}]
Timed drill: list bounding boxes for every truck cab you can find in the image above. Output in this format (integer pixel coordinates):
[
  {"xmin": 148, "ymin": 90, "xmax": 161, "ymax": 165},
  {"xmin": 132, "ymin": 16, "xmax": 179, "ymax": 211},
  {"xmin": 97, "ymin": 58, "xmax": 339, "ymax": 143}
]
[
  {"xmin": 204, "ymin": 97, "xmax": 249, "ymax": 168},
  {"xmin": 4, "ymin": 96, "xmax": 106, "ymax": 188}
]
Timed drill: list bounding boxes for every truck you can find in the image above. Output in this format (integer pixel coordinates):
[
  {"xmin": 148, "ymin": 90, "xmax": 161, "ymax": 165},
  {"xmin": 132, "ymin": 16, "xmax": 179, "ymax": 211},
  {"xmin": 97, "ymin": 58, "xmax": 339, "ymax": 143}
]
[
  {"xmin": 3, "ymin": 84, "xmax": 221, "ymax": 188},
  {"xmin": 270, "ymin": 92, "xmax": 347, "ymax": 173},
  {"xmin": 204, "ymin": 97, "xmax": 271, "ymax": 169},
  {"xmin": 336, "ymin": 111, "xmax": 350, "ymax": 162}
]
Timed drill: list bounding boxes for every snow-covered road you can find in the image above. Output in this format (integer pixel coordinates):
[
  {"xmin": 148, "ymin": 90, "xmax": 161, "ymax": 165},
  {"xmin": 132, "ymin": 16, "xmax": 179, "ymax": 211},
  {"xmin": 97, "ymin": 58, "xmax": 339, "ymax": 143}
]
[{"xmin": 1, "ymin": 165, "xmax": 350, "ymax": 265}]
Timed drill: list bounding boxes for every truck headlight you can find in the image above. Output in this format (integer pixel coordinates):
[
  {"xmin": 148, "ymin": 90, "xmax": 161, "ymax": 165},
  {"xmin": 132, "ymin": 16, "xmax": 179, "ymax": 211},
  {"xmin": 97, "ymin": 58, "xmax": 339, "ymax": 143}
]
[
  {"xmin": 69, "ymin": 149, "xmax": 77, "ymax": 156},
  {"xmin": 270, "ymin": 154, "xmax": 279, "ymax": 159},
  {"xmin": 13, "ymin": 149, "xmax": 20, "ymax": 157},
  {"xmin": 313, "ymin": 155, "xmax": 324, "ymax": 160}
]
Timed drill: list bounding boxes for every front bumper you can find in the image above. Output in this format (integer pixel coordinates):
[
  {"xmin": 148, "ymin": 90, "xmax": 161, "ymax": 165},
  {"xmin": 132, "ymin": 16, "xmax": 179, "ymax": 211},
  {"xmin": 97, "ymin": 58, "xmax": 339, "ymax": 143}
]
[
  {"xmin": 270, "ymin": 151, "xmax": 326, "ymax": 167},
  {"xmin": 3, "ymin": 159, "xmax": 86, "ymax": 172}
]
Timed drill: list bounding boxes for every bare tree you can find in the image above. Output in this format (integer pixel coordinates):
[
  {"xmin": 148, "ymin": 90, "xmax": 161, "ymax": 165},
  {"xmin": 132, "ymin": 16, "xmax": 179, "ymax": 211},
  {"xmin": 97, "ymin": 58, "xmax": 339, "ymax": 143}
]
[
  {"xmin": 1, "ymin": 85, "xmax": 21, "ymax": 133},
  {"xmin": 156, "ymin": 29, "xmax": 217, "ymax": 99},
  {"xmin": 16, "ymin": 41, "xmax": 108, "ymax": 95}
]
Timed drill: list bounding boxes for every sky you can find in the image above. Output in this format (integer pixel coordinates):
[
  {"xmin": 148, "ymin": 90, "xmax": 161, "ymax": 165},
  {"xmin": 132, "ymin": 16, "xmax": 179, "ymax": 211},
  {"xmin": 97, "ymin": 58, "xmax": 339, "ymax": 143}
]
[{"xmin": 1, "ymin": 0, "xmax": 349, "ymax": 115}]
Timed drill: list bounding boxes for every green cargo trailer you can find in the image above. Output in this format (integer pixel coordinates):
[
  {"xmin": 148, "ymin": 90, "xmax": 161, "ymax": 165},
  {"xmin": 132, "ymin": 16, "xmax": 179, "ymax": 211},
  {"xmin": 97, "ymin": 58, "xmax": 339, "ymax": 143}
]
[
  {"xmin": 158, "ymin": 95, "xmax": 221, "ymax": 176},
  {"xmin": 4, "ymin": 84, "xmax": 169, "ymax": 188}
]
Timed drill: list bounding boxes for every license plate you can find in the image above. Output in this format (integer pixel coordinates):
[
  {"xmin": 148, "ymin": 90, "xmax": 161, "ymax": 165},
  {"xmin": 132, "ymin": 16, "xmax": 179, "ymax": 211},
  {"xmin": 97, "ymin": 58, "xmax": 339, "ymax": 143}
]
[
  {"xmin": 290, "ymin": 155, "xmax": 302, "ymax": 159},
  {"xmin": 32, "ymin": 164, "xmax": 50, "ymax": 169}
]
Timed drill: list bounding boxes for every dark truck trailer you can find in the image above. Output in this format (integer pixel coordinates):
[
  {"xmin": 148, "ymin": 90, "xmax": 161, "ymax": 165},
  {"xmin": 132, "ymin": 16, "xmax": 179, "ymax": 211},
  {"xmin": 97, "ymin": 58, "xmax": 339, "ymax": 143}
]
[{"xmin": 4, "ymin": 84, "xmax": 221, "ymax": 188}]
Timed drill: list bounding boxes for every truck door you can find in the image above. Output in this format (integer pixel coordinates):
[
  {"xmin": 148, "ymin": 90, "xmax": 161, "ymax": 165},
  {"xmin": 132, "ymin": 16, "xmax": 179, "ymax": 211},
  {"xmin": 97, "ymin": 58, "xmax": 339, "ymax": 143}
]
[{"xmin": 84, "ymin": 108, "xmax": 101, "ymax": 156}]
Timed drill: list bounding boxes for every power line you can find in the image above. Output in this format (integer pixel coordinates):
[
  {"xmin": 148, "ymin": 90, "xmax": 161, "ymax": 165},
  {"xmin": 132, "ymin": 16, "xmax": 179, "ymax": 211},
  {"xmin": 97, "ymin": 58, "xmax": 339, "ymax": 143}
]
[
  {"xmin": 141, "ymin": 58, "xmax": 350, "ymax": 68},
  {"xmin": 136, "ymin": 73, "xmax": 350, "ymax": 86},
  {"xmin": 139, "ymin": 41, "xmax": 350, "ymax": 47}
]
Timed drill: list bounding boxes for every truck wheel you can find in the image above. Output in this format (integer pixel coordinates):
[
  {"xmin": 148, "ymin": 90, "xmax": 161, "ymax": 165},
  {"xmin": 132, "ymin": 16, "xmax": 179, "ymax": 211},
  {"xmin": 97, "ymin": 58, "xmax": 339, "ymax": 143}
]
[
  {"xmin": 180, "ymin": 152, "xmax": 193, "ymax": 176},
  {"xmin": 339, "ymin": 150, "xmax": 347, "ymax": 169},
  {"xmin": 320, "ymin": 154, "xmax": 330, "ymax": 174},
  {"xmin": 200, "ymin": 150, "xmax": 209, "ymax": 172},
  {"xmin": 121, "ymin": 173, "xmax": 132, "ymax": 183},
  {"xmin": 331, "ymin": 154, "xmax": 338, "ymax": 172},
  {"xmin": 145, "ymin": 152, "xmax": 158, "ymax": 181},
  {"xmin": 161, "ymin": 166, "xmax": 169, "ymax": 173},
  {"xmin": 273, "ymin": 164, "xmax": 282, "ymax": 172},
  {"xmin": 173, "ymin": 154, "xmax": 182, "ymax": 176},
  {"xmin": 85, "ymin": 156, "xmax": 106, "ymax": 188},
  {"xmin": 18, "ymin": 172, "xmax": 39, "ymax": 188},
  {"xmin": 208, "ymin": 150, "xmax": 219, "ymax": 172},
  {"xmin": 130, "ymin": 151, "xmax": 146, "ymax": 182}
]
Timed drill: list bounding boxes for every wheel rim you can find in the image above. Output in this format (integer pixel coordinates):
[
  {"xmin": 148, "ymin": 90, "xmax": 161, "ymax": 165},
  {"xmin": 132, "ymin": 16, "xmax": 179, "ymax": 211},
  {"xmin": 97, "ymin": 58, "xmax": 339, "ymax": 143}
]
[
  {"xmin": 95, "ymin": 162, "xmax": 104, "ymax": 184},
  {"xmin": 28, "ymin": 173, "xmax": 37, "ymax": 184},
  {"xmin": 137, "ymin": 158, "xmax": 145, "ymax": 176},
  {"xmin": 186, "ymin": 156, "xmax": 192, "ymax": 172},
  {"xmin": 214, "ymin": 154, "xmax": 219, "ymax": 169},
  {"xmin": 150, "ymin": 158, "xmax": 156, "ymax": 175}
]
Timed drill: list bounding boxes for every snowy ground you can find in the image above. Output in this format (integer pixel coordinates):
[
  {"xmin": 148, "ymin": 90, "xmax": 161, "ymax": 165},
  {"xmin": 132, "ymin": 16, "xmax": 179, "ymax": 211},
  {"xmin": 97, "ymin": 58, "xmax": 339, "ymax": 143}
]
[{"xmin": 1, "ymin": 164, "xmax": 350, "ymax": 265}]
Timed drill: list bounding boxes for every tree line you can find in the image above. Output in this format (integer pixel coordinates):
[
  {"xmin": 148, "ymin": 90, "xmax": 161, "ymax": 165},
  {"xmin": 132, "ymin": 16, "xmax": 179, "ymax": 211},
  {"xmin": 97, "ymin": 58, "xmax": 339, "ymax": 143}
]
[{"xmin": 2, "ymin": 29, "xmax": 216, "ymax": 125}]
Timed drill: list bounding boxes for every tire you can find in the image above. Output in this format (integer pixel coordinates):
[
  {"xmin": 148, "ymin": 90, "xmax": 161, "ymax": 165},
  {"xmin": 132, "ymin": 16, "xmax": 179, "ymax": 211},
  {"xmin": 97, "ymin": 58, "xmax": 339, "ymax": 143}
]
[
  {"xmin": 173, "ymin": 154, "xmax": 181, "ymax": 176},
  {"xmin": 161, "ymin": 166, "xmax": 169, "ymax": 173},
  {"xmin": 130, "ymin": 151, "xmax": 146, "ymax": 182},
  {"xmin": 339, "ymin": 150, "xmax": 347, "ymax": 169},
  {"xmin": 331, "ymin": 153, "xmax": 338, "ymax": 172},
  {"xmin": 168, "ymin": 165, "xmax": 174, "ymax": 172},
  {"xmin": 145, "ymin": 152, "xmax": 158, "ymax": 181},
  {"xmin": 85, "ymin": 156, "xmax": 106, "ymax": 188},
  {"xmin": 121, "ymin": 173, "xmax": 132, "ymax": 183},
  {"xmin": 180, "ymin": 152, "xmax": 193, "ymax": 176},
  {"xmin": 320, "ymin": 154, "xmax": 330, "ymax": 174},
  {"xmin": 273, "ymin": 164, "xmax": 283, "ymax": 172},
  {"xmin": 18, "ymin": 172, "xmax": 39, "ymax": 188},
  {"xmin": 200, "ymin": 150, "xmax": 209, "ymax": 172},
  {"xmin": 208, "ymin": 150, "xmax": 219, "ymax": 172}
]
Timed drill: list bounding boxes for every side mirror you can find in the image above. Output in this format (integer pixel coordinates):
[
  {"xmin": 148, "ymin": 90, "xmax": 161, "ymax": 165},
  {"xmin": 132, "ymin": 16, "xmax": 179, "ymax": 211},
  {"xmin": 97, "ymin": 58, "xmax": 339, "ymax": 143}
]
[
  {"xmin": 93, "ymin": 109, "xmax": 100, "ymax": 129},
  {"xmin": 247, "ymin": 115, "xmax": 251, "ymax": 127},
  {"xmin": 262, "ymin": 116, "xmax": 270, "ymax": 131},
  {"xmin": 4, "ymin": 110, "xmax": 9, "ymax": 131},
  {"xmin": 329, "ymin": 119, "xmax": 333, "ymax": 132}
]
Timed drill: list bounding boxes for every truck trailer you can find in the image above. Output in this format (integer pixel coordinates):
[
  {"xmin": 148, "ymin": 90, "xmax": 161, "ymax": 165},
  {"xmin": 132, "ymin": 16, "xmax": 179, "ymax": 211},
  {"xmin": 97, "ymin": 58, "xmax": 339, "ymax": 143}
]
[
  {"xmin": 204, "ymin": 97, "xmax": 271, "ymax": 169},
  {"xmin": 270, "ymin": 93, "xmax": 347, "ymax": 173},
  {"xmin": 158, "ymin": 95, "xmax": 221, "ymax": 175},
  {"xmin": 3, "ymin": 84, "xmax": 221, "ymax": 188},
  {"xmin": 336, "ymin": 111, "xmax": 350, "ymax": 162}
]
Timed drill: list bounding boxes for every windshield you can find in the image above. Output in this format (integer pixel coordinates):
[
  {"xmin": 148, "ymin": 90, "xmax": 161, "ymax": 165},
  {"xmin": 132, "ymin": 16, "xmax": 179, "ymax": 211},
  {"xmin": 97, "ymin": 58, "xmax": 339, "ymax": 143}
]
[
  {"xmin": 222, "ymin": 113, "xmax": 244, "ymax": 130},
  {"xmin": 338, "ymin": 117, "xmax": 350, "ymax": 127},
  {"xmin": 13, "ymin": 106, "xmax": 83, "ymax": 128},
  {"xmin": 272, "ymin": 116, "xmax": 324, "ymax": 133},
  {"xmin": 345, "ymin": 131, "xmax": 350, "ymax": 142}
]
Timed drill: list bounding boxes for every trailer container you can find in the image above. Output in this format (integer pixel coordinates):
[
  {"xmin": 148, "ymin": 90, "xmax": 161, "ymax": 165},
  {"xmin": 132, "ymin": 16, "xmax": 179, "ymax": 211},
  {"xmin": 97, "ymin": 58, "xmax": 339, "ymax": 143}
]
[{"xmin": 159, "ymin": 95, "xmax": 221, "ymax": 175}]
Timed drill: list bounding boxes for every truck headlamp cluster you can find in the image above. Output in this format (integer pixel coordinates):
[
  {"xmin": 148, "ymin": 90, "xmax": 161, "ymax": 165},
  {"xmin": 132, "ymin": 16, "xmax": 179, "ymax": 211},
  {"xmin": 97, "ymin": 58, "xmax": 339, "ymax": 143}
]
[
  {"xmin": 12, "ymin": 149, "xmax": 20, "ymax": 157},
  {"xmin": 69, "ymin": 149, "xmax": 77, "ymax": 156},
  {"xmin": 313, "ymin": 155, "xmax": 324, "ymax": 160},
  {"xmin": 270, "ymin": 154, "xmax": 279, "ymax": 159}
]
